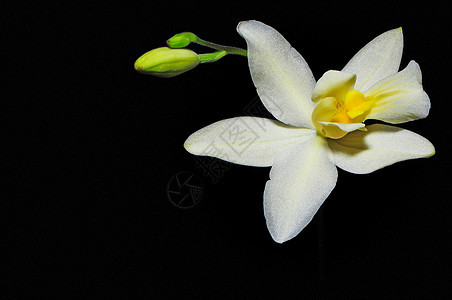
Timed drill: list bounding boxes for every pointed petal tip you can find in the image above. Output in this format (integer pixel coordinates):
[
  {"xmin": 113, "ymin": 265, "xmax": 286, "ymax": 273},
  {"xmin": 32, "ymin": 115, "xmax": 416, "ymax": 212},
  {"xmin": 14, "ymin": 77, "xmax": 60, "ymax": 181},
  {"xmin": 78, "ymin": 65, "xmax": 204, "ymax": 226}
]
[
  {"xmin": 236, "ymin": 21, "xmax": 245, "ymax": 32},
  {"xmin": 183, "ymin": 136, "xmax": 195, "ymax": 153},
  {"xmin": 267, "ymin": 219, "xmax": 307, "ymax": 244},
  {"xmin": 236, "ymin": 20, "xmax": 256, "ymax": 33},
  {"xmin": 389, "ymin": 26, "xmax": 403, "ymax": 35},
  {"xmin": 271, "ymin": 235, "xmax": 287, "ymax": 244},
  {"xmin": 267, "ymin": 224, "xmax": 291, "ymax": 244},
  {"xmin": 393, "ymin": 26, "xmax": 403, "ymax": 39},
  {"xmin": 396, "ymin": 27, "xmax": 403, "ymax": 40},
  {"xmin": 426, "ymin": 144, "xmax": 436, "ymax": 158},
  {"xmin": 183, "ymin": 141, "xmax": 198, "ymax": 155}
]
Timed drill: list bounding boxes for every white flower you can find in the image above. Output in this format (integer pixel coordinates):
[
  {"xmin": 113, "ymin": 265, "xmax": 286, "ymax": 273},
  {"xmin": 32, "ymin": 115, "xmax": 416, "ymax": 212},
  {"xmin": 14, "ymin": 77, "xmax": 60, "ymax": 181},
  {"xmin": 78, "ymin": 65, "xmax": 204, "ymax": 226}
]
[{"xmin": 184, "ymin": 20, "xmax": 435, "ymax": 243}]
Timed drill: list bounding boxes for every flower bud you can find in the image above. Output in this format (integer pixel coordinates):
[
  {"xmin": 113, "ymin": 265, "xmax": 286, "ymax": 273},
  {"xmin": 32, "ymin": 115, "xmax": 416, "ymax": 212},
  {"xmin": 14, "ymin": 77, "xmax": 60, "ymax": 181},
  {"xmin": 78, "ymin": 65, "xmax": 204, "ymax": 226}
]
[
  {"xmin": 166, "ymin": 32, "xmax": 198, "ymax": 48},
  {"xmin": 134, "ymin": 47, "xmax": 200, "ymax": 78}
]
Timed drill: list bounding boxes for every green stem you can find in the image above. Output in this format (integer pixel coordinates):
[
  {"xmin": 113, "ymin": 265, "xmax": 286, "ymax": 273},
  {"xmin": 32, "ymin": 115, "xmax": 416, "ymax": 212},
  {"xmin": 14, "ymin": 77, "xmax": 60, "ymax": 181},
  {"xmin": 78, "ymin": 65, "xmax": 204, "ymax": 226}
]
[
  {"xmin": 198, "ymin": 51, "xmax": 227, "ymax": 63},
  {"xmin": 195, "ymin": 37, "xmax": 247, "ymax": 57}
]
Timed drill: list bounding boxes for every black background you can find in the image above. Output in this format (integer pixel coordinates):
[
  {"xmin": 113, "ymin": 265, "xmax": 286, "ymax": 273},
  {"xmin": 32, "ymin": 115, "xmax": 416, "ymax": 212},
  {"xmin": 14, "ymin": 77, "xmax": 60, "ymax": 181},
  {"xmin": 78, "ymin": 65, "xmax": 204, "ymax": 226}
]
[{"xmin": 3, "ymin": 0, "xmax": 451, "ymax": 298}]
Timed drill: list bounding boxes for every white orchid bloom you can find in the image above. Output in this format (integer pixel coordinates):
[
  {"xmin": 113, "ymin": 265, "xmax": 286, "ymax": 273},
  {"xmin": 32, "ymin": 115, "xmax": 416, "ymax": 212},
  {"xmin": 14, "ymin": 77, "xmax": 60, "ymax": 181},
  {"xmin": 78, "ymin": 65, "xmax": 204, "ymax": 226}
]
[{"xmin": 184, "ymin": 20, "xmax": 435, "ymax": 243}]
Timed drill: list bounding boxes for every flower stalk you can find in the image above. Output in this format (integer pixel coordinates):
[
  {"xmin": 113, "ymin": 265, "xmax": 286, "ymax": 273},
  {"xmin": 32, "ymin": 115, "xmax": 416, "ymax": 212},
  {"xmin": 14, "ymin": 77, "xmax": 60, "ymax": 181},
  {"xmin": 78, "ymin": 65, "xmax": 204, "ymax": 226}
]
[
  {"xmin": 167, "ymin": 32, "xmax": 247, "ymax": 56},
  {"xmin": 194, "ymin": 37, "xmax": 248, "ymax": 56}
]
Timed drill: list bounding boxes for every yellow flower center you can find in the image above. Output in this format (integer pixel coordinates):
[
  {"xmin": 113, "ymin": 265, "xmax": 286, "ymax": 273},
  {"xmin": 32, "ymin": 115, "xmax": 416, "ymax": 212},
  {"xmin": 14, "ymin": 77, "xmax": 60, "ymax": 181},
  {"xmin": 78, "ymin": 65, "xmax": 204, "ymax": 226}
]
[
  {"xmin": 334, "ymin": 90, "xmax": 371, "ymax": 123},
  {"xmin": 312, "ymin": 90, "xmax": 374, "ymax": 139}
]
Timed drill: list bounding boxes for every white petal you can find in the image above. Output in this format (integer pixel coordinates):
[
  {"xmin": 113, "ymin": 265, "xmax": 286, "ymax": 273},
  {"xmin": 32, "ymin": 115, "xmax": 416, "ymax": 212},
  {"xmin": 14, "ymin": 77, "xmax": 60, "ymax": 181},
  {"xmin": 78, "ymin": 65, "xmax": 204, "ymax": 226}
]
[
  {"xmin": 312, "ymin": 71, "xmax": 356, "ymax": 103},
  {"xmin": 264, "ymin": 135, "xmax": 338, "ymax": 243},
  {"xmin": 342, "ymin": 28, "xmax": 403, "ymax": 92},
  {"xmin": 318, "ymin": 122, "xmax": 365, "ymax": 132},
  {"xmin": 364, "ymin": 61, "xmax": 431, "ymax": 123},
  {"xmin": 184, "ymin": 117, "xmax": 317, "ymax": 167},
  {"xmin": 328, "ymin": 124, "xmax": 435, "ymax": 174},
  {"xmin": 317, "ymin": 121, "xmax": 366, "ymax": 139},
  {"xmin": 237, "ymin": 20, "xmax": 316, "ymax": 128}
]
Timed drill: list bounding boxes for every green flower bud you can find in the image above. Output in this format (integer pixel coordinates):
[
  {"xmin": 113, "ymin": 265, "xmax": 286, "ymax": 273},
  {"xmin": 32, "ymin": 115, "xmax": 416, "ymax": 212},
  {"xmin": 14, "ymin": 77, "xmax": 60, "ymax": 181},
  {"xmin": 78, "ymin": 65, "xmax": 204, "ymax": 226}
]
[
  {"xmin": 134, "ymin": 47, "xmax": 200, "ymax": 78},
  {"xmin": 166, "ymin": 32, "xmax": 198, "ymax": 48}
]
